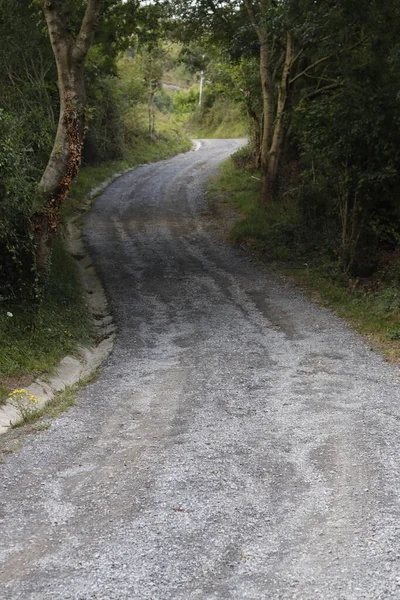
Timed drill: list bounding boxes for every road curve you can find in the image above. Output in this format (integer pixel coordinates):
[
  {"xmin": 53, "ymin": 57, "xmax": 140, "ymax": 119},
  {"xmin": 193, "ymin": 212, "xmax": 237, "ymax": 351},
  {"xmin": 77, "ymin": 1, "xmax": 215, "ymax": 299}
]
[{"xmin": 2, "ymin": 139, "xmax": 400, "ymax": 599}]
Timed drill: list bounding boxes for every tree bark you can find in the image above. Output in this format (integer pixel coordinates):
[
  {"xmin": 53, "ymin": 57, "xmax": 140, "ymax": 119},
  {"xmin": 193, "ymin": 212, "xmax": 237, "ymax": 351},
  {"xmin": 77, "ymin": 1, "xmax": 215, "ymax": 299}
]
[
  {"xmin": 31, "ymin": 0, "xmax": 101, "ymax": 278},
  {"xmin": 247, "ymin": 107, "xmax": 261, "ymax": 169}
]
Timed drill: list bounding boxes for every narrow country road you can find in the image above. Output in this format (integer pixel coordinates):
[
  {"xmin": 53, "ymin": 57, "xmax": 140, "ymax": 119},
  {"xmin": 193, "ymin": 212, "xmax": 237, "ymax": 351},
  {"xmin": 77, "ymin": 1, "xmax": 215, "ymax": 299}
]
[{"xmin": 3, "ymin": 139, "xmax": 400, "ymax": 599}]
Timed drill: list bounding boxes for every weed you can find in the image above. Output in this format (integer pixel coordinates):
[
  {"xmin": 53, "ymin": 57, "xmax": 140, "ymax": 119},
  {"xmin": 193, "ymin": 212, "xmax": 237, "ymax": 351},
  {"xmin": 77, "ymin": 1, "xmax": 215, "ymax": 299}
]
[
  {"xmin": 45, "ymin": 386, "xmax": 77, "ymax": 419},
  {"xmin": 0, "ymin": 440, "xmax": 21, "ymax": 455},
  {"xmin": 32, "ymin": 422, "xmax": 51, "ymax": 432},
  {"xmin": 8, "ymin": 385, "xmax": 77, "ymax": 430},
  {"xmin": 8, "ymin": 389, "xmax": 45, "ymax": 427}
]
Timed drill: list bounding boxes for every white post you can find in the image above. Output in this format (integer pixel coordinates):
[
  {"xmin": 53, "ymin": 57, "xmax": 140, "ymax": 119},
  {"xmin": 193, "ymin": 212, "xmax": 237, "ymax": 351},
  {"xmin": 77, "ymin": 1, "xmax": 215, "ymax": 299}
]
[{"xmin": 199, "ymin": 70, "xmax": 204, "ymax": 106}]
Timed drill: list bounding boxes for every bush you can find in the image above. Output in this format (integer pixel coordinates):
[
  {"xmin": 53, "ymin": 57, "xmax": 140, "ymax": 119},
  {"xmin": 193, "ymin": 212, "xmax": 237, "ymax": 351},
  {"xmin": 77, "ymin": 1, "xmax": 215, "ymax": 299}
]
[
  {"xmin": 293, "ymin": 69, "xmax": 400, "ymax": 274},
  {"xmin": 172, "ymin": 86, "xmax": 199, "ymax": 122},
  {"xmin": 0, "ymin": 111, "xmax": 37, "ymax": 300}
]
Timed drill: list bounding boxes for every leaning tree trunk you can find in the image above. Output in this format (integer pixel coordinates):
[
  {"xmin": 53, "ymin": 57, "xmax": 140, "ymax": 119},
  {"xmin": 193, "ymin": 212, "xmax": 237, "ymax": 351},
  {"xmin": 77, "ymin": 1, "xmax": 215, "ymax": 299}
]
[{"xmin": 31, "ymin": 0, "xmax": 101, "ymax": 279}]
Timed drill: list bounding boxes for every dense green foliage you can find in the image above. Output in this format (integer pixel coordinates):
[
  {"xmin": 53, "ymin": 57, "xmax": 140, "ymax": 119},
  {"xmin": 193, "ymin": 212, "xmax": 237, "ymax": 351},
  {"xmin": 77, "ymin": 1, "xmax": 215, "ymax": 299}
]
[
  {"xmin": 290, "ymin": 1, "xmax": 400, "ymax": 273},
  {"xmin": 0, "ymin": 0, "xmax": 58, "ymax": 299}
]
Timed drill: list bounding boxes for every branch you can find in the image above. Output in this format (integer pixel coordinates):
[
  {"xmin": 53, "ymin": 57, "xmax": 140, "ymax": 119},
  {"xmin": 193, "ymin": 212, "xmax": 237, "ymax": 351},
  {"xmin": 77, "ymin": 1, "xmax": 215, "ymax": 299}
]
[
  {"xmin": 302, "ymin": 82, "xmax": 343, "ymax": 101},
  {"xmin": 271, "ymin": 50, "xmax": 285, "ymax": 86},
  {"xmin": 72, "ymin": 0, "xmax": 102, "ymax": 63},
  {"xmin": 244, "ymin": 0, "xmax": 264, "ymax": 44},
  {"xmin": 289, "ymin": 34, "xmax": 372, "ymax": 86},
  {"xmin": 291, "ymin": 45, "xmax": 305, "ymax": 68},
  {"xmin": 304, "ymin": 73, "xmax": 339, "ymax": 84},
  {"xmin": 205, "ymin": 0, "xmax": 230, "ymax": 26},
  {"xmin": 289, "ymin": 54, "xmax": 332, "ymax": 85}
]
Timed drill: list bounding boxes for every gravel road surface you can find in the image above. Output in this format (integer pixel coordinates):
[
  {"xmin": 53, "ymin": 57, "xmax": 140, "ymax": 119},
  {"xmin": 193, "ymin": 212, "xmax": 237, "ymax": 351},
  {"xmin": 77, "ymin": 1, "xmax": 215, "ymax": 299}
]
[{"xmin": 2, "ymin": 139, "xmax": 400, "ymax": 599}]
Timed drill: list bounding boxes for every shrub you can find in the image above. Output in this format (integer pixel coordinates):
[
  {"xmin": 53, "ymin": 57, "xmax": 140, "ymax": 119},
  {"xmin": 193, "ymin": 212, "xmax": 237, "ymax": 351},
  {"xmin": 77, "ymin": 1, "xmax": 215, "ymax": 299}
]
[{"xmin": 0, "ymin": 110, "xmax": 37, "ymax": 300}]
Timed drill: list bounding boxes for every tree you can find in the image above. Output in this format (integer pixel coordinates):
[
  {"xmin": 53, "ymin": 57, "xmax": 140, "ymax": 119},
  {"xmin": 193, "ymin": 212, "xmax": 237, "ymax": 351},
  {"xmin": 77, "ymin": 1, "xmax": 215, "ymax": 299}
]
[
  {"xmin": 140, "ymin": 46, "xmax": 166, "ymax": 138},
  {"xmin": 169, "ymin": 0, "xmax": 297, "ymax": 203},
  {"xmin": 32, "ymin": 0, "xmax": 102, "ymax": 278},
  {"xmin": 243, "ymin": 1, "xmax": 295, "ymax": 203},
  {"xmin": 170, "ymin": 0, "xmax": 375, "ymax": 206}
]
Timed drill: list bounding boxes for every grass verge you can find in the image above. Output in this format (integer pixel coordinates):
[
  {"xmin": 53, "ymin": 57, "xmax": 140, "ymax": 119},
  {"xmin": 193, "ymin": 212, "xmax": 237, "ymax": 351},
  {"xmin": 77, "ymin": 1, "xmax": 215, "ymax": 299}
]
[
  {"xmin": 0, "ymin": 239, "xmax": 93, "ymax": 384},
  {"xmin": 208, "ymin": 158, "xmax": 400, "ymax": 363},
  {"xmin": 185, "ymin": 99, "xmax": 248, "ymax": 139}
]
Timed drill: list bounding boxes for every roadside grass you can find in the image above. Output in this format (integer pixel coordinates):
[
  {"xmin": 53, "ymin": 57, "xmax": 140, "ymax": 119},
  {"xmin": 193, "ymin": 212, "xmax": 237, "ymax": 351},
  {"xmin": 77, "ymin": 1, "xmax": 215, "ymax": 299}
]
[
  {"xmin": 186, "ymin": 99, "xmax": 248, "ymax": 139},
  {"xmin": 208, "ymin": 158, "xmax": 400, "ymax": 362},
  {"xmin": 0, "ymin": 239, "xmax": 93, "ymax": 385},
  {"xmin": 190, "ymin": 116, "xmax": 247, "ymax": 139}
]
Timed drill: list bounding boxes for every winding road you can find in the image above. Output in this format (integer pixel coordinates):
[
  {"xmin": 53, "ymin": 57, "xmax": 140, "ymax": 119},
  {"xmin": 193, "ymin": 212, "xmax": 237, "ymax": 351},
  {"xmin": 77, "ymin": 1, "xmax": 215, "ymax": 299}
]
[{"xmin": 2, "ymin": 139, "xmax": 400, "ymax": 599}]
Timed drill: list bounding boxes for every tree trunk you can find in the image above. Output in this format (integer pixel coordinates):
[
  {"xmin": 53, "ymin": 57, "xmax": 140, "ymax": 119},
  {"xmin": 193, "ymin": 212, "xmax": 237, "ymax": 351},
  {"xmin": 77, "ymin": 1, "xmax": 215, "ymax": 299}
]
[
  {"xmin": 31, "ymin": 0, "xmax": 101, "ymax": 279},
  {"xmin": 258, "ymin": 44, "xmax": 274, "ymax": 204},
  {"xmin": 243, "ymin": 94, "xmax": 261, "ymax": 169},
  {"xmin": 259, "ymin": 32, "xmax": 294, "ymax": 204},
  {"xmin": 249, "ymin": 109, "xmax": 261, "ymax": 169},
  {"xmin": 244, "ymin": 2, "xmax": 296, "ymax": 205}
]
